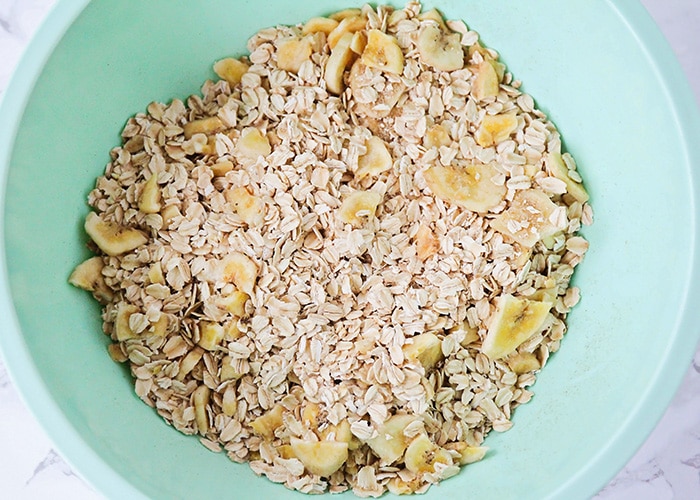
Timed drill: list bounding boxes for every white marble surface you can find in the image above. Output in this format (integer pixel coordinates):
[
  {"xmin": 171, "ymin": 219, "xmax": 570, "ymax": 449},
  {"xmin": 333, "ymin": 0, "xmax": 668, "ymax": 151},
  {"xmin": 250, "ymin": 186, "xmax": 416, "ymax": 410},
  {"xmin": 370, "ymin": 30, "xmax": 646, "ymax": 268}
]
[{"xmin": 1, "ymin": 0, "xmax": 699, "ymax": 498}]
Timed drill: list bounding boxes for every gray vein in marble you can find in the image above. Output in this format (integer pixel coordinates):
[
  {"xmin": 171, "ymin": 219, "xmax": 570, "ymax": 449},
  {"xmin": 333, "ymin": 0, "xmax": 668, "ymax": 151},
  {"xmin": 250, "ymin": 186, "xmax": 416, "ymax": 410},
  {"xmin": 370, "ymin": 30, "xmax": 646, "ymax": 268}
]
[
  {"xmin": 599, "ymin": 458, "xmax": 673, "ymax": 495},
  {"xmin": 692, "ymin": 358, "xmax": 700, "ymax": 374},
  {"xmin": 26, "ymin": 449, "xmax": 77, "ymax": 486},
  {"xmin": 0, "ymin": 0, "xmax": 17, "ymax": 35},
  {"xmin": 0, "ymin": 16, "xmax": 11, "ymax": 33},
  {"xmin": 0, "ymin": 361, "xmax": 9, "ymax": 389},
  {"xmin": 681, "ymin": 454, "xmax": 700, "ymax": 469}
]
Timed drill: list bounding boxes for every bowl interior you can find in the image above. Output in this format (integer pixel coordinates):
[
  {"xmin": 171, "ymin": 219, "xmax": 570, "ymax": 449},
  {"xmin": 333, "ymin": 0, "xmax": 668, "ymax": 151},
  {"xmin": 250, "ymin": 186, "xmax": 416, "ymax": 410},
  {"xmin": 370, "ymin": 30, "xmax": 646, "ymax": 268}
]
[{"xmin": 2, "ymin": 0, "xmax": 700, "ymax": 499}]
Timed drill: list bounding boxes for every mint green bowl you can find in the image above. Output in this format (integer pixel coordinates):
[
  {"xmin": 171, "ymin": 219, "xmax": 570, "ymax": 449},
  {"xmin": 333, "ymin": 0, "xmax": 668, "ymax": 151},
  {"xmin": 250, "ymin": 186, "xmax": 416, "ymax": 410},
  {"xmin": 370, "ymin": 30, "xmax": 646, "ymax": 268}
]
[{"xmin": 2, "ymin": 1, "xmax": 700, "ymax": 498}]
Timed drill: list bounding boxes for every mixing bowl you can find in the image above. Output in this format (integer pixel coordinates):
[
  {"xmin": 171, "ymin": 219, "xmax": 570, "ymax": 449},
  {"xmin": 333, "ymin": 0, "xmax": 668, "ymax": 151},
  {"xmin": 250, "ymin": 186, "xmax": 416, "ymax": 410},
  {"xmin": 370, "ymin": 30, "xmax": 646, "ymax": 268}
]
[{"xmin": 2, "ymin": 0, "xmax": 700, "ymax": 498}]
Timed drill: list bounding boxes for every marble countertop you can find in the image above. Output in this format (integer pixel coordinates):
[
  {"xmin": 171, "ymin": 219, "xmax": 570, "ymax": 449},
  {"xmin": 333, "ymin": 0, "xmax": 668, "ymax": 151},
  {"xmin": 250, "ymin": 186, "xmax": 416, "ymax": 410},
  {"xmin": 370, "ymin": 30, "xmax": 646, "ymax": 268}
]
[{"xmin": 1, "ymin": 0, "xmax": 699, "ymax": 498}]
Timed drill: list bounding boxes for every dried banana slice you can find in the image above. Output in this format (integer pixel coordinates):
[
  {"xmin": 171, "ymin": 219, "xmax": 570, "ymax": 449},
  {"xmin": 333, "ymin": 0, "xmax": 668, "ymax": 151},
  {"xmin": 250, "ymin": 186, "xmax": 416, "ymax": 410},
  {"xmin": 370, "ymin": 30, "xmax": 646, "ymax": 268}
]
[
  {"xmin": 472, "ymin": 60, "xmax": 501, "ymax": 100},
  {"xmin": 197, "ymin": 321, "xmax": 226, "ymax": 351},
  {"xmin": 414, "ymin": 224, "xmax": 440, "ymax": 260},
  {"xmin": 176, "ymin": 347, "xmax": 204, "ymax": 381},
  {"xmin": 290, "ymin": 438, "xmax": 349, "ymax": 476},
  {"xmin": 423, "ymin": 163, "xmax": 506, "ymax": 214},
  {"xmin": 114, "ymin": 302, "xmax": 139, "ymax": 341},
  {"xmin": 356, "ymin": 136, "xmax": 392, "ymax": 179},
  {"xmin": 147, "ymin": 262, "xmax": 165, "ymax": 285},
  {"xmin": 444, "ymin": 442, "xmax": 488, "ymax": 465},
  {"xmin": 213, "ymin": 58, "xmax": 249, "ymax": 87},
  {"xmin": 350, "ymin": 31, "xmax": 367, "ymax": 55},
  {"xmin": 417, "ymin": 23, "xmax": 464, "ymax": 72},
  {"xmin": 475, "ymin": 112, "xmax": 518, "ymax": 147},
  {"xmin": 360, "ymin": 29, "xmax": 404, "ymax": 75},
  {"xmin": 387, "ymin": 475, "xmax": 424, "ymax": 495},
  {"xmin": 403, "ymin": 332, "xmax": 443, "ymax": 370},
  {"xmin": 365, "ymin": 414, "xmax": 417, "ymax": 464},
  {"xmin": 221, "ymin": 355, "xmax": 246, "ymax": 382},
  {"xmin": 183, "ymin": 116, "xmax": 225, "ymax": 140},
  {"xmin": 225, "ymin": 186, "xmax": 265, "ymax": 227},
  {"xmin": 146, "ymin": 315, "xmax": 168, "ymax": 337},
  {"xmin": 220, "ymin": 252, "xmax": 259, "ymax": 295},
  {"xmin": 491, "ymin": 190, "xmax": 565, "ymax": 247},
  {"xmin": 84, "ymin": 212, "xmax": 148, "ymax": 257},
  {"xmin": 404, "ymin": 433, "xmax": 453, "ymax": 474},
  {"xmin": 417, "ymin": 8, "xmax": 448, "ymax": 30},
  {"xmin": 324, "ymin": 32, "xmax": 356, "ymax": 95},
  {"xmin": 302, "ymin": 17, "xmax": 339, "ymax": 36},
  {"xmin": 329, "ymin": 8, "xmax": 362, "ymax": 21},
  {"xmin": 301, "ymin": 402, "xmax": 321, "ymax": 429},
  {"xmin": 193, "ymin": 385, "xmax": 211, "ymax": 434},
  {"xmin": 482, "ymin": 294, "xmax": 552, "ymax": 360},
  {"xmin": 235, "ymin": 127, "xmax": 271, "ymax": 162},
  {"xmin": 68, "ymin": 256, "xmax": 113, "ymax": 303},
  {"xmin": 250, "ymin": 405, "xmax": 285, "ymax": 440},
  {"xmin": 328, "ymin": 15, "xmax": 366, "ymax": 49},
  {"xmin": 320, "ymin": 420, "xmax": 357, "ymax": 449},
  {"xmin": 507, "ymin": 351, "xmax": 541, "ymax": 374},
  {"xmin": 161, "ymin": 205, "xmax": 181, "ymax": 227},
  {"xmin": 210, "ymin": 160, "xmax": 234, "ymax": 177},
  {"xmin": 424, "ymin": 123, "xmax": 451, "ymax": 149},
  {"xmin": 338, "ymin": 190, "xmax": 382, "ymax": 226},
  {"xmin": 277, "ymin": 37, "xmax": 313, "ymax": 74},
  {"xmin": 217, "ymin": 290, "xmax": 249, "ymax": 317},
  {"xmin": 138, "ymin": 174, "xmax": 161, "ymax": 214},
  {"xmin": 546, "ymin": 152, "xmax": 590, "ymax": 203},
  {"xmin": 222, "ymin": 384, "xmax": 238, "ymax": 416}
]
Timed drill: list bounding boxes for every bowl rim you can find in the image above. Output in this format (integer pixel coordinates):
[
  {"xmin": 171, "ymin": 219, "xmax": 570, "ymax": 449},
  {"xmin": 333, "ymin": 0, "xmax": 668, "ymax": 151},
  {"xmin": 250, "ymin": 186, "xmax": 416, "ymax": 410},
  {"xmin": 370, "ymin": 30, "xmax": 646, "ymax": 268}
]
[
  {"xmin": 0, "ymin": 0, "xmax": 147, "ymax": 498},
  {"xmin": 1, "ymin": 1, "xmax": 700, "ymax": 499}
]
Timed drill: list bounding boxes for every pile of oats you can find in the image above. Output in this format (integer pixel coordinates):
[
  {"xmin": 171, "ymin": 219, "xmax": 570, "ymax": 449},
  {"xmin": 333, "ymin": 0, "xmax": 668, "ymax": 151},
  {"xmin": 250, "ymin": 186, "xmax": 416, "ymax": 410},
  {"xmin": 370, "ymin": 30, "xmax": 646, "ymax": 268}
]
[{"xmin": 71, "ymin": 2, "xmax": 592, "ymax": 496}]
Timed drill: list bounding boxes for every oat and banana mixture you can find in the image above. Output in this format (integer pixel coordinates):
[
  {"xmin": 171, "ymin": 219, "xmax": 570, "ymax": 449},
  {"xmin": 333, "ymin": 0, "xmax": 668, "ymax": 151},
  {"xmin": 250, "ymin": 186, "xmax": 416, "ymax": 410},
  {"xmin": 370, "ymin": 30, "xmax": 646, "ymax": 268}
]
[{"xmin": 69, "ymin": 2, "xmax": 592, "ymax": 496}]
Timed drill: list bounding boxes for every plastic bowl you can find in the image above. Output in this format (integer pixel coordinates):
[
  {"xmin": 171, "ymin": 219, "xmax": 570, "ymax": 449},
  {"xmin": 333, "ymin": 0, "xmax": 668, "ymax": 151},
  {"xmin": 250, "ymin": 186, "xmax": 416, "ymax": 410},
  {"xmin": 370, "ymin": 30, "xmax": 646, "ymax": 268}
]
[{"xmin": 1, "ymin": 1, "xmax": 700, "ymax": 499}]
